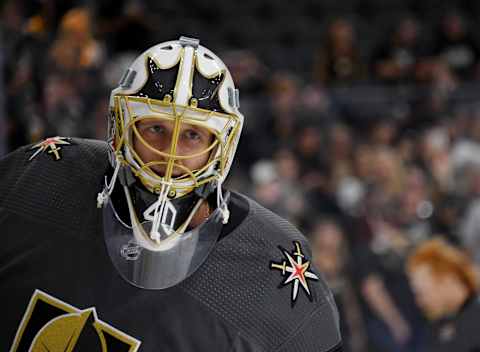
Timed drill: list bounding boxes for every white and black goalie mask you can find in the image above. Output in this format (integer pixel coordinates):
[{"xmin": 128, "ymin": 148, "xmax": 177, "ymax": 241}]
[{"xmin": 99, "ymin": 36, "xmax": 243, "ymax": 289}]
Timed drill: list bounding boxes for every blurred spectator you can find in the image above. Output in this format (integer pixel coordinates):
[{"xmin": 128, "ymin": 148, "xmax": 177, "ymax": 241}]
[
  {"xmin": 242, "ymin": 71, "xmax": 302, "ymax": 164},
  {"xmin": 294, "ymin": 122, "xmax": 343, "ymax": 222},
  {"xmin": 273, "ymin": 148, "xmax": 306, "ymax": 221},
  {"xmin": 1, "ymin": 1, "xmax": 24, "ymax": 60},
  {"xmin": 313, "ymin": 18, "xmax": 367, "ymax": 85},
  {"xmin": 43, "ymin": 7, "xmax": 107, "ymax": 137},
  {"xmin": 328, "ymin": 123, "xmax": 354, "ymax": 178},
  {"xmin": 249, "ymin": 159, "xmax": 295, "ymax": 224},
  {"xmin": 222, "ymin": 50, "xmax": 268, "ymax": 96},
  {"xmin": 249, "ymin": 160, "xmax": 284, "ymax": 214},
  {"xmin": 95, "ymin": 1, "xmax": 153, "ymax": 55},
  {"xmin": 395, "ymin": 167, "xmax": 433, "ymax": 243},
  {"xmin": 430, "ymin": 193, "xmax": 464, "ymax": 244},
  {"xmin": 296, "ymin": 123, "xmax": 327, "ymax": 178},
  {"xmin": 371, "ymin": 147, "xmax": 406, "ymax": 200},
  {"xmin": 300, "ymin": 84, "xmax": 334, "ymax": 119},
  {"xmin": 411, "ymin": 60, "xmax": 459, "ymax": 131},
  {"xmin": 311, "ymin": 219, "xmax": 367, "ymax": 352},
  {"xmin": 49, "ymin": 7, "xmax": 105, "ymax": 72},
  {"xmin": 415, "ymin": 126, "xmax": 452, "ymax": 192},
  {"xmin": 269, "ymin": 72, "xmax": 302, "ymax": 144},
  {"xmin": 459, "ymin": 165, "xmax": 480, "ymax": 263},
  {"xmin": 334, "ymin": 143, "xmax": 374, "ymax": 216},
  {"xmin": 352, "ymin": 188, "xmax": 427, "ymax": 352},
  {"xmin": 372, "ymin": 16, "xmax": 422, "ymax": 84},
  {"xmin": 326, "ymin": 124, "xmax": 365, "ymax": 216},
  {"xmin": 431, "ymin": 12, "xmax": 480, "ymax": 80},
  {"xmin": 369, "ymin": 120, "xmax": 398, "ymax": 147},
  {"xmin": 407, "ymin": 238, "xmax": 480, "ymax": 352},
  {"xmin": 249, "ymin": 152, "xmax": 307, "ymax": 225},
  {"xmin": 3, "ymin": 0, "xmax": 50, "ymax": 149},
  {"xmin": 450, "ymin": 111, "xmax": 480, "ymax": 175},
  {"xmin": 223, "ymin": 50, "xmax": 270, "ymax": 168}
]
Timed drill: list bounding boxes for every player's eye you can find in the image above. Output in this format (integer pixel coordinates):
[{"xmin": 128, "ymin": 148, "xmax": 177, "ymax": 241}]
[
  {"xmin": 148, "ymin": 124, "xmax": 166, "ymax": 134},
  {"xmin": 183, "ymin": 129, "xmax": 201, "ymax": 141}
]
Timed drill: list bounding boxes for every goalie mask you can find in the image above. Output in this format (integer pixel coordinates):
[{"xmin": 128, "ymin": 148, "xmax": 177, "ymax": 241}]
[{"xmin": 98, "ymin": 36, "xmax": 243, "ymax": 289}]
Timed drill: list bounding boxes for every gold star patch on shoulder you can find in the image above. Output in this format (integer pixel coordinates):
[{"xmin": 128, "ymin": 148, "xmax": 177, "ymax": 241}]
[
  {"xmin": 270, "ymin": 241, "xmax": 319, "ymax": 306},
  {"xmin": 29, "ymin": 136, "xmax": 72, "ymax": 161}
]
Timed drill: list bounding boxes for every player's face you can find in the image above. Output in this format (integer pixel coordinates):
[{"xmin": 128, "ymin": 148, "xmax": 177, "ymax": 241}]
[{"xmin": 134, "ymin": 118, "xmax": 214, "ymax": 177}]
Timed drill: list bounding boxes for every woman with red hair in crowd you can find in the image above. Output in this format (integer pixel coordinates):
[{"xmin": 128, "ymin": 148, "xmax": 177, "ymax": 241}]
[{"xmin": 407, "ymin": 238, "xmax": 480, "ymax": 351}]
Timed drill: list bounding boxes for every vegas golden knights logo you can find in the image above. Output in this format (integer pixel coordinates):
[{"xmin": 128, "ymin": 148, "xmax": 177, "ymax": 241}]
[{"xmin": 10, "ymin": 290, "xmax": 140, "ymax": 352}]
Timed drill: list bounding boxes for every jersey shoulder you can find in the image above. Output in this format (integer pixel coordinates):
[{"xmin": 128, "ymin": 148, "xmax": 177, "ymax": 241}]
[
  {"xmin": 0, "ymin": 137, "xmax": 110, "ymax": 232},
  {"xmin": 181, "ymin": 192, "xmax": 342, "ymax": 352}
]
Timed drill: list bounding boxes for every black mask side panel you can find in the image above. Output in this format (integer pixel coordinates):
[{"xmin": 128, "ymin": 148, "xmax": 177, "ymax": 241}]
[
  {"xmin": 136, "ymin": 57, "xmax": 179, "ymax": 101},
  {"xmin": 190, "ymin": 70, "xmax": 226, "ymax": 113}
]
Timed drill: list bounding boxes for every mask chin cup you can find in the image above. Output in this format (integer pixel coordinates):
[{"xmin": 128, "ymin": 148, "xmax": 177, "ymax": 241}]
[{"xmin": 103, "ymin": 196, "xmax": 223, "ymax": 289}]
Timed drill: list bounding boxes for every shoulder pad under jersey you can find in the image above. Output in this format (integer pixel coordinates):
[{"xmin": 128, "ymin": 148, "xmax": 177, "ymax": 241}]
[
  {"xmin": 0, "ymin": 138, "xmax": 110, "ymax": 236},
  {"xmin": 180, "ymin": 193, "xmax": 342, "ymax": 352}
]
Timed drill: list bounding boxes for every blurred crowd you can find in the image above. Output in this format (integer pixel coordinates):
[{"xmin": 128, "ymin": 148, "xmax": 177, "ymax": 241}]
[{"xmin": 3, "ymin": 0, "xmax": 480, "ymax": 351}]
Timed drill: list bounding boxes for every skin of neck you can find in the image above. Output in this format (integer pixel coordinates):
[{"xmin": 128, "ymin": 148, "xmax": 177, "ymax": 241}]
[{"xmin": 189, "ymin": 200, "xmax": 211, "ymax": 229}]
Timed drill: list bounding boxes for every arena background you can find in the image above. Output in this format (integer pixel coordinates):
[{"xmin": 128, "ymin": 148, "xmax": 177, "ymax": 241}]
[{"xmin": 2, "ymin": 1, "xmax": 480, "ymax": 351}]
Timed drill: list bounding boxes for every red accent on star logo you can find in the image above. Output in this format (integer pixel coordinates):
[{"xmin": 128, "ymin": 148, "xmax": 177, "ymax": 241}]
[
  {"xmin": 29, "ymin": 136, "xmax": 72, "ymax": 161},
  {"xmin": 270, "ymin": 241, "xmax": 319, "ymax": 306}
]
